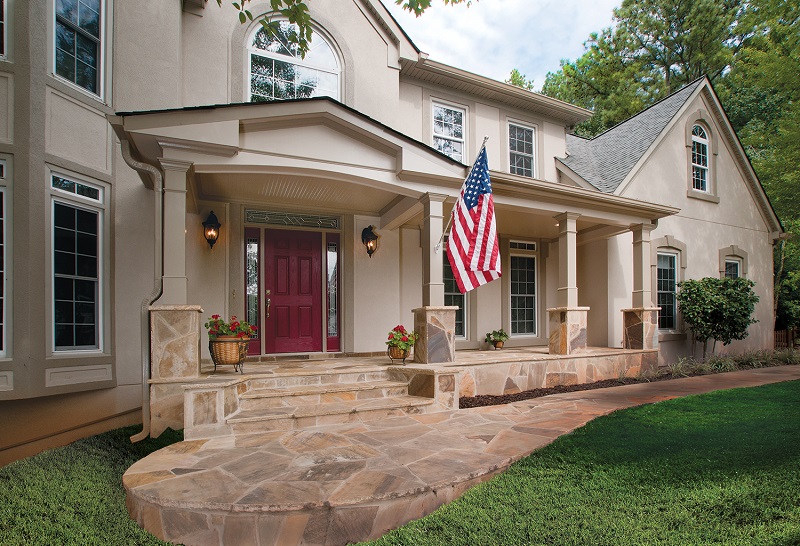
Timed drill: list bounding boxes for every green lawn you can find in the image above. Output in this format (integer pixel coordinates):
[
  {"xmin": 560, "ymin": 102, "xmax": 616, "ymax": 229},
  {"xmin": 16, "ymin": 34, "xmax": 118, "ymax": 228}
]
[
  {"xmin": 363, "ymin": 380, "xmax": 800, "ymax": 546},
  {"xmin": 1, "ymin": 381, "xmax": 799, "ymax": 546}
]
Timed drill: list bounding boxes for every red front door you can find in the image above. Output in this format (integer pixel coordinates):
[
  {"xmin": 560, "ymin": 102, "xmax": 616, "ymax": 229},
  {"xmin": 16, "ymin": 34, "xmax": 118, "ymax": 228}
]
[{"xmin": 264, "ymin": 229, "xmax": 323, "ymax": 353}]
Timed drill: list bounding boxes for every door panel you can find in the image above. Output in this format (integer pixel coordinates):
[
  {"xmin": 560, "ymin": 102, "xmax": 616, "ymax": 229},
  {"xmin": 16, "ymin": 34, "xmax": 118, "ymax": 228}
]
[{"xmin": 264, "ymin": 229, "xmax": 322, "ymax": 353}]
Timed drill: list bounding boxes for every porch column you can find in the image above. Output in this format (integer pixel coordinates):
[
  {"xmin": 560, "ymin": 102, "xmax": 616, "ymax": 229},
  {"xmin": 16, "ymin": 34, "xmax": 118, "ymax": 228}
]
[
  {"xmin": 547, "ymin": 212, "xmax": 589, "ymax": 354},
  {"xmin": 421, "ymin": 193, "xmax": 447, "ymax": 306},
  {"xmin": 159, "ymin": 159, "xmax": 192, "ymax": 304},
  {"xmin": 623, "ymin": 223, "xmax": 659, "ymax": 350},
  {"xmin": 413, "ymin": 193, "xmax": 456, "ymax": 363}
]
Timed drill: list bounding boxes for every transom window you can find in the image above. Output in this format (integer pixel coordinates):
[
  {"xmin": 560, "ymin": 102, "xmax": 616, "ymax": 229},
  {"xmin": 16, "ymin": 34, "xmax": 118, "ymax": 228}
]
[
  {"xmin": 657, "ymin": 253, "xmax": 677, "ymax": 329},
  {"xmin": 724, "ymin": 259, "xmax": 741, "ymax": 279},
  {"xmin": 433, "ymin": 103, "xmax": 465, "ymax": 162},
  {"xmin": 52, "ymin": 174, "xmax": 104, "ymax": 351},
  {"xmin": 691, "ymin": 124, "xmax": 709, "ymax": 192},
  {"xmin": 509, "ymin": 123, "xmax": 535, "ymax": 177},
  {"xmin": 55, "ymin": 0, "xmax": 102, "ymax": 95},
  {"xmin": 510, "ymin": 255, "xmax": 536, "ymax": 335},
  {"xmin": 248, "ymin": 22, "xmax": 340, "ymax": 102},
  {"xmin": 443, "ymin": 247, "xmax": 466, "ymax": 338}
]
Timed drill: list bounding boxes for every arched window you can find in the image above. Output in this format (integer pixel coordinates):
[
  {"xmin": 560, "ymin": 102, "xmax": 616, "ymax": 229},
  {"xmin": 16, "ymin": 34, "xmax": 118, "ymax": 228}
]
[
  {"xmin": 248, "ymin": 22, "xmax": 340, "ymax": 102},
  {"xmin": 691, "ymin": 124, "xmax": 709, "ymax": 192}
]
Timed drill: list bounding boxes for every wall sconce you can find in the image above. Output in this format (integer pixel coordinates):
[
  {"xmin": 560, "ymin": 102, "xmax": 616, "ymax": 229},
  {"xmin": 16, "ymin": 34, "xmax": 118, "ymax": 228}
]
[
  {"xmin": 361, "ymin": 225, "xmax": 378, "ymax": 258},
  {"xmin": 202, "ymin": 211, "xmax": 221, "ymax": 249}
]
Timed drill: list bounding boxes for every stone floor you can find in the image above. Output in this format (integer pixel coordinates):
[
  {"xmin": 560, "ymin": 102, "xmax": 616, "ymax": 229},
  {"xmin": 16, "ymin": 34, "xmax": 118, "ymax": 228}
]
[{"xmin": 125, "ymin": 365, "xmax": 800, "ymax": 546}]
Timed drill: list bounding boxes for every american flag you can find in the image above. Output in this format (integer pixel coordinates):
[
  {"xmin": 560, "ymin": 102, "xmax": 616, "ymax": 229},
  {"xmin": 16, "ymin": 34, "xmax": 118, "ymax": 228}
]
[{"xmin": 446, "ymin": 146, "xmax": 501, "ymax": 293}]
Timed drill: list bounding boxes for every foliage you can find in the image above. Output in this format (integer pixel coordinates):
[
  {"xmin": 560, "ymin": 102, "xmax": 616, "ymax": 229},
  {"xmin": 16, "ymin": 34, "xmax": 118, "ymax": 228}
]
[
  {"xmin": 484, "ymin": 329, "xmax": 509, "ymax": 343},
  {"xmin": 775, "ymin": 220, "xmax": 800, "ymax": 329},
  {"xmin": 0, "ymin": 426, "xmax": 182, "ymax": 546},
  {"xmin": 204, "ymin": 314, "xmax": 257, "ymax": 339},
  {"xmin": 364, "ymin": 380, "xmax": 800, "ymax": 545},
  {"xmin": 676, "ymin": 277, "xmax": 759, "ymax": 359},
  {"xmin": 504, "ymin": 69, "xmax": 534, "ymax": 91},
  {"xmin": 386, "ymin": 324, "xmax": 418, "ymax": 350}
]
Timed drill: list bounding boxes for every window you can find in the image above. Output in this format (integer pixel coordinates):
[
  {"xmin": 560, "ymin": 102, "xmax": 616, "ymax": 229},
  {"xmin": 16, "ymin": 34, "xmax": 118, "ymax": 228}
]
[
  {"xmin": 657, "ymin": 253, "xmax": 677, "ymax": 330},
  {"xmin": 51, "ymin": 174, "xmax": 104, "ymax": 351},
  {"xmin": 0, "ymin": 160, "xmax": 5, "ymax": 354},
  {"xmin": 443, "ymin": 248, "xmax": 465, "ymax": 337},
  {"xmin": 55, "ymin": 0, "xmax": 102, "ymax": 95},
  {"xmin": 724, "ymin": 259, "xmax": 740, "ymax": 279},
  {"xmin": 509, "ymin": 122, "xmax": 535, "ymax": 177},
  {"xmin": 248, "ymin": 21, "xmax": 340, "ymax": 102},
  {"xmin": 1, "ymin": 0, "xmax": 6, "ymax": 59},
  {"xmin": 433, "ymin": 103, "xmax": 465, "ymax": 162},
  {"xmin": 691, "ymin": 124, "xmax": 709, "ymax": 192},
  {"xmin": 510, "ymin": 255, "xmax": 536, "ymax": 335}
]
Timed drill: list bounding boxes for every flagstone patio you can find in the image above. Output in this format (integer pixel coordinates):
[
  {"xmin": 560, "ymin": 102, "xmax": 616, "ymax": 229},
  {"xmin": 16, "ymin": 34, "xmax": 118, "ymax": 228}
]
[{"xmin": 124, "ymin": 364, "xmax": 800, "ymax": 546}]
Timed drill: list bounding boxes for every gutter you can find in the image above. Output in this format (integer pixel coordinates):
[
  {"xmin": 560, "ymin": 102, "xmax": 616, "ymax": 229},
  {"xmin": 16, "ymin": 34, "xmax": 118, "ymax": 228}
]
[{"xmin": 118, "ymin": 138, "xmax": 164, "ymax": 443}]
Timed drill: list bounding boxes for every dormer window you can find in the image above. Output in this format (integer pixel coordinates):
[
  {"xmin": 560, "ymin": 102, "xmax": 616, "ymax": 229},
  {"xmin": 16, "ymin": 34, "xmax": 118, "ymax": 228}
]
[
  {"xmin": 248, "ymin": 22, "xmax": 340, "ymax": 102},
  {"xmin": 691, "ymin": 124, "xmax": 709, "ymax": 192}
]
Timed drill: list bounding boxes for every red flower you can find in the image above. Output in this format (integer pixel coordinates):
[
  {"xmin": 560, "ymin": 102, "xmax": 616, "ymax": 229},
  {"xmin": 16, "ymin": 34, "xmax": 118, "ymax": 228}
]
[
  {"xmin": 252, "ymin": 326, "xmax": 258, "ymax": 331},
  {"xmin": 212, "ymin": 314, "xmax": 220, "ymax": 319},
  {"xmin": 401, "ymin": 336, "xmax": 408, "ymax": 342},
  {"xmin": 388, "ymin": 334, "xmax": 394, "ymax": 340}
]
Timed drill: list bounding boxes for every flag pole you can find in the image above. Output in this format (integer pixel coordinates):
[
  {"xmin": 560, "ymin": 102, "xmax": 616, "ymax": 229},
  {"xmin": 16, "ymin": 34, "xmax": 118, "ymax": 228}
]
[{"xmin": 435, "ymin": 135, "xmax": 490, "ymax": 254}]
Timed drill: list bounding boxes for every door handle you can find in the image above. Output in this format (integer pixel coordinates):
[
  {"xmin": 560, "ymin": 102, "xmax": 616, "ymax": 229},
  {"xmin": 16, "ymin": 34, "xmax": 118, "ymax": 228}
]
[{"xmin": 265, "ymin": 297, "xmax": 271, "ymax": 318}]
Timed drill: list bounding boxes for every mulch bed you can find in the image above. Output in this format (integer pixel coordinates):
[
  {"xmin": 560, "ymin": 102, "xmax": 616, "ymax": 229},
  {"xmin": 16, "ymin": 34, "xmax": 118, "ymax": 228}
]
[{"xmin": 459, "ymin": 375, "xmax": 678, "ymax": 409}]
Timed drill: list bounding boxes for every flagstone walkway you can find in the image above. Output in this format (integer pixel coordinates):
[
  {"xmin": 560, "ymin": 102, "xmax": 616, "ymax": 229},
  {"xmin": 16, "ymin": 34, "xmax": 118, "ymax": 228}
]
[{"xmin": 124, "ymin": 365, "xmax": 800, "ymax": 546}]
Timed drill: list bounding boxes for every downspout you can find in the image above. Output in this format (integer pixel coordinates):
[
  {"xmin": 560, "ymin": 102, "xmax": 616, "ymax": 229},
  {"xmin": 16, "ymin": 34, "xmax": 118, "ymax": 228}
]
[{"xmin": 119, "ymin": 139, "xmax": 164, "ymax": 443}]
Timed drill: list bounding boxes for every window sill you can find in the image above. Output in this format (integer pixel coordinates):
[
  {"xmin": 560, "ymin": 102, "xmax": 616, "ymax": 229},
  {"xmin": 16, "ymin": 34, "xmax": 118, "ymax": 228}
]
[
  {"xmin": 686, "ymin": 189, "xmax": 720, "ymax": 203},
  {"xmin": 659, "ymin": 332, "xmax": 687, "ymax": 342}
]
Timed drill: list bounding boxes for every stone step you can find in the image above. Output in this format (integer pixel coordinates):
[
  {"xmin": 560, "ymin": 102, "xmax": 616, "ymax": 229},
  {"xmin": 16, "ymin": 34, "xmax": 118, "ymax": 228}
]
[
  {"xmin": 246, "ymin": 368, "xmax": 391, "ymax": 390},
  {"xmin": 238, "ymin": 380, "xmax": 409, "ymax": 411},
  {"xmin": 228, "ymin": 395, "xmax": 436, "ymax": 434}
]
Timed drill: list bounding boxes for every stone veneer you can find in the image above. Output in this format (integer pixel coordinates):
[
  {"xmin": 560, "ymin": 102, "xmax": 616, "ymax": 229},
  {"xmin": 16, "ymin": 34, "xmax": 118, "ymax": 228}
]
[
  {"xmin": 547, "ymin": 307, "xmax": 589, "ymax": 355},
  {"xmin": 412, "ymin": 306, "xmax": 457, "ymax": 363},
  {"xmin": 622, "ymin": 308, "xmax": 660, "ymax": 350}
]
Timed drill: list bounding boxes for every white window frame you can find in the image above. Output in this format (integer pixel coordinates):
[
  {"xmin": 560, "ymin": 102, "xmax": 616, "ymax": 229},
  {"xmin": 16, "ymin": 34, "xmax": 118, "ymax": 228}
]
[
  {"xmin": 724, "ymin": 258, "xmax": 741, "ymax": 279},
  {"xmin": 0, "ymin": 159, "xmax": 6, "ymax": 356},
  {"xmin": 508, "ymin": 242, "xmax": 538, "ymax": 337},
  {"xmin": 246, "ymin": 21, "xmax": 341, "ymax": 103},
  {"xmin": 691, "ymin": 124, "xmax": 709, "ymax": 192},
  {"xmin": 507, "ymin": 120, "xmax": 536, "ymax": 178},
  {"xmin": 1, "ymin": 0, "xmax": 7, "ymax": 60},
  {"xmin": 50, "ymin": 171, "xmax": 106, "ymax": 353},
  {"xmin": 443, "ymin": 242, "xmax": 468, "ymax": 339},
  {"xmin": 656, "ymin": 252, "xmax": 678, "ymax": 331},
  {"xmin": 53, "ymin": 0, "xmax": 105, "ymax": 99},
  {"xmin": 432, "ymin": 101, "xmax": 466, "ymax": 162}
]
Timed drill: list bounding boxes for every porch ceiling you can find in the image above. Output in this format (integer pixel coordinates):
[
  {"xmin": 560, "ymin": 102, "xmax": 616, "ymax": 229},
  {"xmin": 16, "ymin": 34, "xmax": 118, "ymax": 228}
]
[{"xmin": 195, "ymin": 172, "xmax": 397, "ymax": 215}]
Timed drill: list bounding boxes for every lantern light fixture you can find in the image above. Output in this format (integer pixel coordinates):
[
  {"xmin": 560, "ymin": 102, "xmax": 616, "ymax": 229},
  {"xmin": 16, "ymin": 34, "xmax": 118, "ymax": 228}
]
[
  {"xmin": 361, "ymin": 225, "xmax": 379, "ymax": 258},
  {"xmin": 202, "ymin": 211, "xmax": 221, "ymax": 249}
]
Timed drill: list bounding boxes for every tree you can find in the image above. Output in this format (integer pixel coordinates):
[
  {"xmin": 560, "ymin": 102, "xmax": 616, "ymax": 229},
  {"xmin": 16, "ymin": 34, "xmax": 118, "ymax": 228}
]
[
  {"xmin": 505, "ymin": 69, "xmax": 534, "ymax": 91},
  {"xmin": 676, "ymin": 277, "xmax": 759, "ymax": 360}
]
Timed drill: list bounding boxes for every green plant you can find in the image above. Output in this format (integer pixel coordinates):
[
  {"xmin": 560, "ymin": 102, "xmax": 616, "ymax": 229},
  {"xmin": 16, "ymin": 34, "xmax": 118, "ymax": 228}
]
[
  {"xmin": 484, "ymin": 329, "xmax": 509, "ymax": 343},
  {"xmin": 386, "ymin": 325, "xmax": 418, "ymax": 351},
  {"xmin": 676, "ymin": 276, "xmax": 759, "ymax": 360},
  {"xmin": 204, "ymin": 314, "xmax": 257, "ymax": 339}
]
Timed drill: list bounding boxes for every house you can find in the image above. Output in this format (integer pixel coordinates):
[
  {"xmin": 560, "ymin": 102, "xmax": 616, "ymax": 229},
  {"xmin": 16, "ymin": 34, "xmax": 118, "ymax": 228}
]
[{"xmin": 0, "ymin": 0, "xmax": 782, "ymax": 465}]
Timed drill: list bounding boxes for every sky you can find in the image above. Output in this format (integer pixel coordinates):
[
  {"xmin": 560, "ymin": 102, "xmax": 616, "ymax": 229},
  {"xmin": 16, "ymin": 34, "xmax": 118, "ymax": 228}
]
[{"xmin": 381, "ymin": 0, "xmax": 621, "ymax": 90}]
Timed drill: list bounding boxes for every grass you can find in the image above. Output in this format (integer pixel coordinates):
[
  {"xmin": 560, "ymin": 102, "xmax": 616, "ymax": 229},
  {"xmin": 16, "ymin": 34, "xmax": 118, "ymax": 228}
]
[
  {"xmin": 363, "ymin": 380, "xmax": 800, "ymax": 546},
  {"xmin": 0, "ymin": 427, "xmax": 182, "ymax": 546},
  {"xmin": 1, "ymin": 375, "xmax": 798, "ymax": 545}
]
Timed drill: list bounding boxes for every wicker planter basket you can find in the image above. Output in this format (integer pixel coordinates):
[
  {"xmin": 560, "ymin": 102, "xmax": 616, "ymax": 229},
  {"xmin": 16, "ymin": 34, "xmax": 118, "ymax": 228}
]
[
  {"xmin": 387, "ymin": 345, "xmax": 410, "ymax": 363},
  {"xmin": 209, "ymin": 336, "xmax": 250, "ymax": 373}
]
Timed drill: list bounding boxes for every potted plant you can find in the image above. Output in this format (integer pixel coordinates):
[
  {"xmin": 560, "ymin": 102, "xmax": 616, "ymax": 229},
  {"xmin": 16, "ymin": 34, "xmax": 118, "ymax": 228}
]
[
  {"xmin": 485, "ymin": 329, "xmax": 509, "ymax": 349},
  {"xmin": 204, "ymin": 315, "xmax": 257, "ymax": 372},
  {"xmin": 386, "ymin": 324, "xmax": 418, "ymax": 363}
]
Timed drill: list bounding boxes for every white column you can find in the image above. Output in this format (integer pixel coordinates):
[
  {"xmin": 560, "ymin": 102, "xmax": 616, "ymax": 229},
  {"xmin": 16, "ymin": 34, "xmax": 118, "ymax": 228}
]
[
  {"xmin": 159, "ymin": 159, "xmax": 193, "ymax": 305},
  {"xmin": 555, "ymin": 212, "xmax": 580, "ymax": 307},
  {"xmin": 421, "ymin": 193, "xmax": 447, "ymax": 307},
  {"xmin": 631, "ymin": 223, "xmax": 657, "ymax": 308}
]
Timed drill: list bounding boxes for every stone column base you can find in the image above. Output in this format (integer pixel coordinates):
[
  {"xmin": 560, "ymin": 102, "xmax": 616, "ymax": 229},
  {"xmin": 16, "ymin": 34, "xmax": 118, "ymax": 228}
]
[
  {"xmin": 622, "ymin": 307, "xmax": 660, "ymax": 350},
  {"xmin": 547, "ymin": 307, "xmax": 590, "ymax": 355},
  {"xmin": 412, "ymin": 306, "xmax": 458, "ymax": 363},
  {"xmin": 150, "ymin": 305, "xmax": 204, "ymax": 380}
]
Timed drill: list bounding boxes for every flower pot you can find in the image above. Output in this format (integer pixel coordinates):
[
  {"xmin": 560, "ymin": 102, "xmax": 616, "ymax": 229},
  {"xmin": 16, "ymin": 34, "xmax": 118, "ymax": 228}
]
[
  {"xmin": 388, "ymin": 345, "xmax": 410, "ymax": 363},
  {"xmin": 209, "ymin": 336, "xmax": 250, "ymax": 373},
  {"xmin": 492, "ymin": 340, "xmax": 504, "ymax": 349}
]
